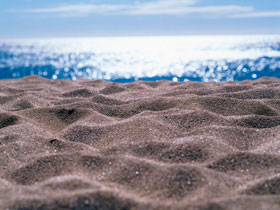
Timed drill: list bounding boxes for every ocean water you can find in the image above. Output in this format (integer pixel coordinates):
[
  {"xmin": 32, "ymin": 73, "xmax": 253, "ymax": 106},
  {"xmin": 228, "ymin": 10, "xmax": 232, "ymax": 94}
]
[{"xmin": 0, "ymin": 35, "xmax": 280, "ymax": 82}]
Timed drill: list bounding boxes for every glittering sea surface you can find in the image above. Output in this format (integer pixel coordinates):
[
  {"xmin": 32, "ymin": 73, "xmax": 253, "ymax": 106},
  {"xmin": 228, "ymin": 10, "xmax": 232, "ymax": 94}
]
[{"xmin": 0, "ymin": 35, "xmax": 280, "ymax": 82}]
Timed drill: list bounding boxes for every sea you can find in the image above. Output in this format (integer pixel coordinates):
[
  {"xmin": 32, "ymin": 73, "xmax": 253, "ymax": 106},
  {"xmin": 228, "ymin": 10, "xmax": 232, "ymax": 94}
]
[{"xmin": 0, "ymin": 35, "xmax": 280, "ymax": 82}]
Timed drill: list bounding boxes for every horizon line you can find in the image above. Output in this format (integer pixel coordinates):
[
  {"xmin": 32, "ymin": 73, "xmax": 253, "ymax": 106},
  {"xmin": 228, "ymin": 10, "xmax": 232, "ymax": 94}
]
[{"xmin": 1, "ymin": 33, "xmax": 280, "ymax": 40}]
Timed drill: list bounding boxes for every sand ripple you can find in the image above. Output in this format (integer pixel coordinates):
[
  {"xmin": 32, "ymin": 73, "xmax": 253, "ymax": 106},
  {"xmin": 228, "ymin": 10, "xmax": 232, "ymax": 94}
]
[{"xmin": 0, "ymin": 76, "xmax": 280, "ymax": 210}]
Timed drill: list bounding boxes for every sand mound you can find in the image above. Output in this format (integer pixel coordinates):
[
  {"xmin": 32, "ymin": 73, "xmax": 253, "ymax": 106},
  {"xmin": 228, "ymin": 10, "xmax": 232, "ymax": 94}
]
[{"xmin": 1, "ymin": 76, "xmax": 280, "ymax": 210}]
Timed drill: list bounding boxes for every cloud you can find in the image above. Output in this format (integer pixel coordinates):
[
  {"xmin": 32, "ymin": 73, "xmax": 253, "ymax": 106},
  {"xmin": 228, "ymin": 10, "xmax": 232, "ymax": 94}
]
[
  {"xmin": 19, "ymin": 0, "xmax": 280, "ymax": 18},
  {"xmin": 23, "ymin": 0, "xmax": 254, "ymax": 17},
  {"xmin": 124, "ymin": 4, "xmax": 253, "ymax": 16},
  {"xmin": 26, "ymin": 4, "xmax": 126, "ymax": 15},
  {"xmin": 231, "ymin": 11, "xmax": 280, "ymax": 18}
]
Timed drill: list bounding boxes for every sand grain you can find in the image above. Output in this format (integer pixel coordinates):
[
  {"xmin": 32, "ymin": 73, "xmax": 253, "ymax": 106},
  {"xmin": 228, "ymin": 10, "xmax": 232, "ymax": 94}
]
[{"xmin": 0, "ymin": 76, "xmax": 280, "ymax": 210}]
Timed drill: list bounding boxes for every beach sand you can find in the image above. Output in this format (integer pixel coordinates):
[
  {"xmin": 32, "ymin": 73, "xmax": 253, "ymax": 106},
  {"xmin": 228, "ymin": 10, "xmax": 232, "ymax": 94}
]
[{"xmin": 0, "ymin": 75, "xmax": 280, "ymax": 210}]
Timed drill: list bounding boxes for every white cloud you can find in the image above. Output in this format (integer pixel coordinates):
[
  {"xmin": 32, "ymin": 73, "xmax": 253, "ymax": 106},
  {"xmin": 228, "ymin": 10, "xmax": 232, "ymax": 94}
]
[
  {"xmin": 23, "ymin": 0, "xmax": 254, "ymax": 17},
  {"xmin": 124, "ymin": 4, "xmax": 253, "ymax": 16},
  {"xmin": 20, "ymin": 0, "xmax": 280, "ymax": 18},
  {"xmin": 25, "ymin": 0, "xmax": 197, "ymax": 15},
  {"xmin": 231, "ymin": 11, "xmax": 280, "ymax": 18},
  {"xmin": 26, "ymin": 4, "xmax": 127, "ymax": 16}
]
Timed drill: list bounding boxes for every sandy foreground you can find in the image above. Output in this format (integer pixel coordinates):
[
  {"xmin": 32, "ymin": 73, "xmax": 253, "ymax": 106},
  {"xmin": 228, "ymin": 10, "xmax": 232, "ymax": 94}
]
[{"xmin": 0, "ymin": 76, "xmax": 280, "ymax": 210}]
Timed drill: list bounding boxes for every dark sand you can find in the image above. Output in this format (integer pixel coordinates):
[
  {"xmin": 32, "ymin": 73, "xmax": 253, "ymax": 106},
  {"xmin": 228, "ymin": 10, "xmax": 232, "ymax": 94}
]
[{"xmin": 0, "ymin": 76, "xmax": 280, "ymax": 210}]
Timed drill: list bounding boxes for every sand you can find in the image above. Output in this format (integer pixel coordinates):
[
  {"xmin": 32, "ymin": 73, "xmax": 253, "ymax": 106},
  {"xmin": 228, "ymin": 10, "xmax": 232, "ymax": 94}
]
[{"xmin": 0, "ymin": 75, "xmax": 280, "ymax": 210}]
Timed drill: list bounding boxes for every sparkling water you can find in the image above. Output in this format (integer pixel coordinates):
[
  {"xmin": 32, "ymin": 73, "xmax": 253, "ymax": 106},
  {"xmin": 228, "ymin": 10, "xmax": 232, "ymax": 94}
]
[{"xmin": 0, "ymin": 35, "xmax": 279, "ymax": 82}]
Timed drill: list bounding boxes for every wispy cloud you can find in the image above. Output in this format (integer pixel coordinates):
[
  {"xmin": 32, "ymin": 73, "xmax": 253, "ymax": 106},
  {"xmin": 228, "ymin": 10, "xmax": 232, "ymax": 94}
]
[
  {"xmin": 231, "ymin": 11, "xmax": 280, "ymax": 18},
  {"xmin": 124, "ymin": 5, "xmax": 253, "ymax": 16},
  {"xmin": 23, "ymin": 0, "xmax": 253, "ymax": 17},
  {"xmin": 24, "ymin": 0, "xmax": 197, "ymax": 16},
  {"xmin": 26, "ymin": 4, "xmax": 127, "ymax": 16},
  {"xmin": 20, "ymin": 0, "xmax": 280, "ymax": 18}
]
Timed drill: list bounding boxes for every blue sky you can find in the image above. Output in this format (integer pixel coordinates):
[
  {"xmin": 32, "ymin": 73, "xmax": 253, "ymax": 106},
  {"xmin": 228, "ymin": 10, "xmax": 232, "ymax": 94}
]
[{"xmin": 1, "ymin": 0, "xmax": 280, "ymax": 38}]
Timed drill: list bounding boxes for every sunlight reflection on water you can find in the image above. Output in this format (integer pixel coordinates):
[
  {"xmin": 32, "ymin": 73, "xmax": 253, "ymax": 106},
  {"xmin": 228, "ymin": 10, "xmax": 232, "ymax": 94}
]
[{"xmin": 0, "ymin": 35, "xmax": 280, "ymax": 82}]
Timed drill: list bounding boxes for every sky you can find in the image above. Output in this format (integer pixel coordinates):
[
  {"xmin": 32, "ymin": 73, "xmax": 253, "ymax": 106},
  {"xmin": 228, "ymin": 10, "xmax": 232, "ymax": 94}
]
[{"xmin": 0, "ymin": 0, "xmax": 280, "ymax": 38}]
